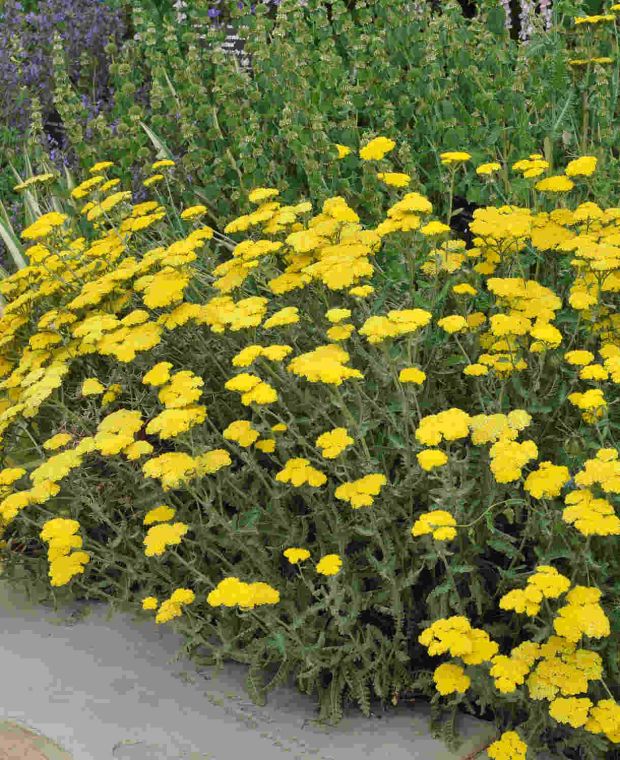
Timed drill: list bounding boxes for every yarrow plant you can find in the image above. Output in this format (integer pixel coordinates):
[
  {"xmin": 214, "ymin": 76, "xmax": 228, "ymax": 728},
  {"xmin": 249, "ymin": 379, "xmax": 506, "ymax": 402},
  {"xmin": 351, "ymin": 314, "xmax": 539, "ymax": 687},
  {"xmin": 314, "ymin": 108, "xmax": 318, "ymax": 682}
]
[{"xmin": 0, "ymin": 124, "xmax": 619, "ymax": 757}]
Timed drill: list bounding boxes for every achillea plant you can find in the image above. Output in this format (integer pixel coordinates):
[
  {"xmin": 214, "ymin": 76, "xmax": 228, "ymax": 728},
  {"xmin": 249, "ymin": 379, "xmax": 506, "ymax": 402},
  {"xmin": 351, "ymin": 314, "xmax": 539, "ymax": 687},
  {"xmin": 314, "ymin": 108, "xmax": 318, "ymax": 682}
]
[{"xmin": 0, "ymin": 138, "xmax": 619, "ymax": 757}]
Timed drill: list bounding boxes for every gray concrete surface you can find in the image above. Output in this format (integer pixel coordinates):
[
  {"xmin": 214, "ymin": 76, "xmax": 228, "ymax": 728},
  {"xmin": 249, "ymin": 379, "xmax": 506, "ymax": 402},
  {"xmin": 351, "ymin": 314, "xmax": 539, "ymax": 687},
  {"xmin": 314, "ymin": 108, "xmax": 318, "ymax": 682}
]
[{"xmin": 0, "ymin": 579, "xmax": 496, "ymax": 760}]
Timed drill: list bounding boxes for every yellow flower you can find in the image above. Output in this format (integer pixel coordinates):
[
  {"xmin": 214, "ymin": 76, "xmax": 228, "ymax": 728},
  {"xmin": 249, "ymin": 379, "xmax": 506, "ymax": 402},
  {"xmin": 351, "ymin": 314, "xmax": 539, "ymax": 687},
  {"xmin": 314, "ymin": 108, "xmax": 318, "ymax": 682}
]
[
  {"xmin": 223, "ymin": 420, "xmax": 260, "ymax": 448},
  {"xmin": 43, "ymin": 433, "xmax": 73, "ymax": 451},
  {"xmin": 487, "ymin": 731, "xmax": 527, "ymax": 760},
  {"xmin": 316, "ymin": 553, "xmax": 342, "ymax": 576},
  {"xmin": 359, "ymin": 136, "xmax": 396, "ymax": 161},
  {"xmin": 420, "ymin": 221, "xmax": 451, "ymax": 236},
  {"xmin": 463, "ymin": 363, "xmax": 489, "ymax": 377},
  {"xmin": 524, "ymin": 462, "xmax": 571, "ymax": 499},
  {"xmin": 565, "ymin": 156, "xmax": 597, "ymax": 177},
  {"xmin": 283, "ymin": 547, "xmax": 311, "ymax": 564},
  {"xmin": 151, "ymin": 159, "xmax": 175, "ymax": 170},
  {"xmin": 334, "ymin": 473, "xmax": 387, "ymax": 508},
  {"xmin": 49, "ymin": 551, "xmax": 90, "ymax": 586},
  {"xmin": 440, "ymin": 151, "xmax": 471, "ymax": 165},
  {"xmin": 89, "ymin": 161, "xmax": 114, "ymax": 173},
  {"xmin": 553, "ymin": 585, "xmax": 610, "ymax": 641},
  {"xmin": 452, "ymin": 283, "xmax": 477, "ymax": 296},
  {"xmin": 586, "ymin": 699, "xmax": 620, "ymax": 742},
  {"xmin": 143, "ymin": 174, "xmax": 164, "ymax": 187},
  {"xmin": 255, "ymin": 439, "xmax": 276, "ymax": 453},
  {"xmin": 418, "ymin": 616, "xmax": 498, "ymax": 662},
  {"xmin": 499, "ymin": 566, "xmax": 570, "ymax": 617},
  {"xmin": 565, "ymin": 350, "xmax": 594, "ymax": 366},
  {"xmin": 411, "ymin": 510, "xmax": 456, "ymax": 540},
  {"xmin": 142, "ymin": 596, "xmax": 158, "ymax": 610},
  {"xmin": 475, "ymin": 162, "xmax": 501, "ymax": 176},
  {"xmin": 438, "ymin": 315, "xmax": 468, "ymax": 334},
  {"xmin": 315, "ymin": 427, "xmax": 354, "ymax": 459},
  {"xmin": 335, "ymin": 144, "xmax": 352, "ymax": 159},
  {"xmin": 143, "ymin": 522, "xmax": 189, "ymax": 557},
  {"xmin": 535, "ymin": 175, "xmax": 574, "ymax": 192},
  {"xmin": 276, "ymin": 458, "xmax": 326, "ymax": 487},
  {"xmin": 325, "ymin": 308, "xmax": 352, "ymax": 323},
  {"xmin": 248, "ymin": 187, "xmax": 279, "ymax": 203},
  {"xmin": 377, "ymin": 172, "xmax": 410, "ymax": 187},
  {"xmin": 123, "ymin": 440, "xmax": 154, "ymax": 461},
  {"xmin": 549, "ymin": 697, "xmax": 592, "ymax": 728},
  {"xmin": 180, "ymin": 205, "xmax": 207, "ymax": 220},
  {"xmin": 417, "ymin": 449, "xmax": 449, "ymax": 472},
  {"xmin": 143, "ymin": 362, "xmax": 174, "ymax": 387},
  {"xmin": 146, "ymin": 406, "xmax": 207, "ymax": 440},
  {"xmin": 263, "ymin": 306, "xmax": 299, "ymax": 329},
  {"xmin": 399, "ymin": 367, "xmax": 426, "ymax": 384},
  {"xmin": 433, "ymin": 663, "xmax": 470, "ymax": 695},
  {"xmin": 142, "ymin": 504, "xmax": 176, "ymax": 525},
  {"xmin": 13, "ymin": 172, "xmax": 56, "ymax": 192},
  {"xmin": 155, "ymin": 588, "xmax": 195, "ymax": 623},
  {"xmin": 21, "ymin": 212, "xmax": 68, "ymax": 241},
  {"xmin": 326, "ymin": 324, "xmax": 355, "ymax": 341},
  {"xmin": 574, "ymin": 13, "xmax": 615, "ymax": 24}
]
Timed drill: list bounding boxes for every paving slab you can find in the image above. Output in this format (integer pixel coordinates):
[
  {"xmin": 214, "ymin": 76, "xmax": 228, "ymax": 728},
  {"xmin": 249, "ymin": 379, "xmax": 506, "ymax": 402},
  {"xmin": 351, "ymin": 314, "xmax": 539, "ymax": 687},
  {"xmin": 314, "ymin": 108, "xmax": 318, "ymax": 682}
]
[{"xmin": 0, "ymin": 579, "xmax": 496, "ymax": 760}]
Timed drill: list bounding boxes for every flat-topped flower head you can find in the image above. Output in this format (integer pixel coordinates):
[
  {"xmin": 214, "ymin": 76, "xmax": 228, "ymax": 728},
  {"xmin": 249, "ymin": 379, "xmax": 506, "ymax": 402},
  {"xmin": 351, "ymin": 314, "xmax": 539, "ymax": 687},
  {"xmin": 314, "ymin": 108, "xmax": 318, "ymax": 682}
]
[
  {"xmin": 440, "ymin": 151, "xmax": 471, "ymax": 165},
  {"xmin": 359, "ymin": 136, "xmax": 396, "ymax": 161}
]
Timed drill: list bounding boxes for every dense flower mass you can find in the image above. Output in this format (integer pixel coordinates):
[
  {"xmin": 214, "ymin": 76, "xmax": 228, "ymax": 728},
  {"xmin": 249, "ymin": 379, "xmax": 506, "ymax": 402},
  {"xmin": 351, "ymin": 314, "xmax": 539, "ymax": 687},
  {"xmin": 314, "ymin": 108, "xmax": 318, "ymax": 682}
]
[{"xmin": 0, "ymin": 119, "xmax": 619, "ymax": 757}]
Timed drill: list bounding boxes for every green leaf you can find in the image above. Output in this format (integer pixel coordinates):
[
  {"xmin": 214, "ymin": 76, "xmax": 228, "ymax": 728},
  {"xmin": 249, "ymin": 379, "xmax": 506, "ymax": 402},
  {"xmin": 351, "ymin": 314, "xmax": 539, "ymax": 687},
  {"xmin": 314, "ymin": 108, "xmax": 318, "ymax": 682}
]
[
  {"xmin": 266, "ymin": 630, "xmax": 286, "ymax": 656},
  {"xmin": 0, "ymin": 206, "xmax": 27, "ymax": 270},
  {"xmin": 486, "ymin": 6, "xmax": 507, "ymax": 35},
  {"xmin": 139, "ymin": 121, "xmax": 174, "ymax": 160},
  {"xmin": 488, "ymin": 538, "xmax": 518, "ymax": 557}
]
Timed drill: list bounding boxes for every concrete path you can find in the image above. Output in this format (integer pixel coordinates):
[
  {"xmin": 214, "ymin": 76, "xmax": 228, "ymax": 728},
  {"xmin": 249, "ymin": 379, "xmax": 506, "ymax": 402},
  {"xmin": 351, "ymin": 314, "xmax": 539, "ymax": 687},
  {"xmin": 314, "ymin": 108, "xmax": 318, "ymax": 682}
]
[{"xmin": 0, "ymin": 579, "xmax": 496, "ymax": 760}]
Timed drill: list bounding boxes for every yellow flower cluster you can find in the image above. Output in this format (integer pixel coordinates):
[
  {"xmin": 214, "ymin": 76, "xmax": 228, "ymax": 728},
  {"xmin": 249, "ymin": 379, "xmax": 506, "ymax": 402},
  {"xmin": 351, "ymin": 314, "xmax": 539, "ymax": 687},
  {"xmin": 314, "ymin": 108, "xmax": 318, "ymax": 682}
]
[
  {"xmin": 359, "ymin": 136, "xmax": 396, "ymax": 161},
  {"xmin": 223, "ymin": 419, "xmax": 260, "ymax": 448},
  {"xmin": 359, "ymin": 308, "xmax": 432, "ymax": 344},
  {"xmin": 144, "ymin": 588, "xmax": 195, "ymax": 624},
  {"xmin": 232, "ymin": 344, "xmax": 293, "ymax": 367},
  {"xmin": 20, "ymin": 211, "xmax": 68, "ymax": 241},
  {"xmin": 224, "ymin": 372, "xmax": 278, "ymax": 405},
  {"xmin": 283, "ymin": 547, "xmax": 311, "ymax": 564},
  {"xmin": 39, "ymin": 518, "xmax": 89, "ymax": 586},
  {"xmin": 287, "ymin": 344, "xmax": 363, "ymax": 385},
  {"xmin": 143, "ymin": 521, "xmax": 189, "ymax": 557},
  {"xmin": 334, "ymin": 473, "xmax": 386, "ymax": 508},
  {"xmin": 489, "ymin": 437, "xmax": 538, "ymax": 483},
  {"xmin": 399, "ymin": 366, "xmax": 426, "ymax": 385},
  {"xmin": 573, "ymin": 448, "xmax": 620, "ymax": 493},
  {"xmin": 487, "ymin": 731, "xmax": 527, "ymax": 760},
  {"xmin": 316, "ymin": 553, "xmax": 343, "ymax": 576},
  {"xmin": 416, "ymin": 408, "xmax": 471, "ymax": 446},
  {"xmin": 527, "ymin": 635, "xmax": 603, "ymax": 700},
  {"xmin": 207, "ymin": 576, "xmax": 280, "ymax": 609},
  {"xmin": 411, "ymin": 509, "xmax": 456, "ymax": 540},
  {"xmin": 315, "ymin": 427, "xmax": 354, "ymax": 458},
  {"xmin": 433, "ymin": 662, "xmax": 470, "ymax": 695},
  {"xmin": 418, "ymin": 616, "xmax": 499, "ymax": 663},
  {"xmin": 469, "ymin": 410, "xmax": 532, "ymax": 445},
  {"xmin": 13, "ymin": 172, "xmax": 56, "ymax": 193},
  {"xmin": 523, "ymin": 461, "xmax": 571, "ymax": 498},
  {"xmin": 553, "ymin": 586, "xmax": 610, "ymax": 642},
  {"xmin": 562, "ymin": 489, "xmax": 620, "ymax": 535},
  {"xmin": 416, "ymin": 448, "xmax": 448, "ymax": 471},
  {"xmin": 499, "ymin": 565, "xmax": 571, "ymax": 617},
  {"xmin": 276, "ymin": 458, "xmax": 327, "ymax": 487},
  {"xmin": 142, "ymin": 449, "xmax": 231, "ymax": 491}
]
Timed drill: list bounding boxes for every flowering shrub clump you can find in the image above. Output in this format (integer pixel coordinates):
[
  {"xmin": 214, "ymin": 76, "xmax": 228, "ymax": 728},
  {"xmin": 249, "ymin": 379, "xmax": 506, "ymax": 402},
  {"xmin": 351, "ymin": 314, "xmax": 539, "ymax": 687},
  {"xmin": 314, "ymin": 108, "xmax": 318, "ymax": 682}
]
[{"xmin": 0, "ymin": 138, "xmax": 619, "ymax": 758}]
